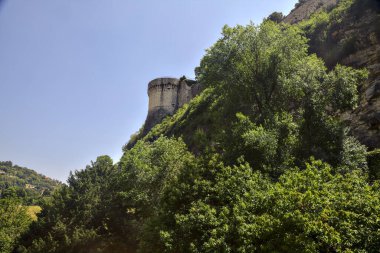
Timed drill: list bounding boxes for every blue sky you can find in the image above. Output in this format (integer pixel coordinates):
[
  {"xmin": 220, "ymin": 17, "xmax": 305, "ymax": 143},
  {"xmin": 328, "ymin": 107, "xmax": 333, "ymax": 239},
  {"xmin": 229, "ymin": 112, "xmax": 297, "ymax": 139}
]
[{"xmin": 0, "ymin": 0, "xmax": 298, "ymax": 182}]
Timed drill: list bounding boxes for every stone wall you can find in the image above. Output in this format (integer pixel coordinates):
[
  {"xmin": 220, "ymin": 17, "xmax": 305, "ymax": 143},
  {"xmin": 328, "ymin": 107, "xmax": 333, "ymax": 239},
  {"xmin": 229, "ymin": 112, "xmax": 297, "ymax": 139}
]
[
  {"xmin": 177, "ymin": 79, "xmax": 193, "ymax": 108},
  {"xmin": 147, "ymin": 77, "xmax": 179, "ymax": 114},
  {"xmin": 143, "ymin": 77, "xmax": 201, "ymax": 134}
]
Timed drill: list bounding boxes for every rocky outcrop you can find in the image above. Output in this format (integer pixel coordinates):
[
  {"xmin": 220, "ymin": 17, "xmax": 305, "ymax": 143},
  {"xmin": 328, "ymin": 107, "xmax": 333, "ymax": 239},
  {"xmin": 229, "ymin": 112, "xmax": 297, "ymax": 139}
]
[
  {"xmin": 283, "ymin": 0, "xmax": 338, "ymax": 24},
  {"xmin": 324, "ymin": 2, "xmax": 380, "ymax": 149},
  {"xmin": 285, "ymin": 0, "xmax": 380, "ymax": 149}
]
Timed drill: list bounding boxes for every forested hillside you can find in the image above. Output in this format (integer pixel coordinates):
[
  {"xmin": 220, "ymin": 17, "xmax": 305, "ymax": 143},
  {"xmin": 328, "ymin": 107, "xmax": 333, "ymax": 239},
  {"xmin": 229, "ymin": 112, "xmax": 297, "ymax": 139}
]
[
  {"xmin": 0, "ymin": 161, "xmax": 61, "ymax": 205},
  {"xmin": 0, "ymin": 161, "xmax": 61, "ymax": 253},
  {"xmin": 3, "ymin": 0, "xmax": 380, "ymax": 252}
]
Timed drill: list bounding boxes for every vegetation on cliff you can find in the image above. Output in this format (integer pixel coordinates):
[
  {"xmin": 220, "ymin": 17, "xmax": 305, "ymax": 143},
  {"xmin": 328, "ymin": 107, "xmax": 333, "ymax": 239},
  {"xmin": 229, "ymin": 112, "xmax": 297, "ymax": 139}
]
[
  {"xmin": 3, "ymin": 0, "xmax": 379, "ymax": 252},
  {"xmin": 297, "ymin": 0, "xmax": 379, "ymax": 67},
  {"xmin": 12, "ymin": 12, "xmax": 380, "ymax": 252}
]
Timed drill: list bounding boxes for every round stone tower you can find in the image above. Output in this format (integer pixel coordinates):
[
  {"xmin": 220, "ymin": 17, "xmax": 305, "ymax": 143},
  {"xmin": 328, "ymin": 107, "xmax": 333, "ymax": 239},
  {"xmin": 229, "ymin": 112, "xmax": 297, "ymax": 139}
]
[{"xmin": 144, "ymin": 77, "xmax": 180, "ymax": 133}]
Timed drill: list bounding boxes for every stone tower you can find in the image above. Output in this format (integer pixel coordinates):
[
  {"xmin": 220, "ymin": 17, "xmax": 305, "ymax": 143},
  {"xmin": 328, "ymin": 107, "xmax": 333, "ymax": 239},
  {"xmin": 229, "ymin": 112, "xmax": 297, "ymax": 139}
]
[{"xmin": 143, "ymin": 77, "xmax": 201, "ymax": 134}]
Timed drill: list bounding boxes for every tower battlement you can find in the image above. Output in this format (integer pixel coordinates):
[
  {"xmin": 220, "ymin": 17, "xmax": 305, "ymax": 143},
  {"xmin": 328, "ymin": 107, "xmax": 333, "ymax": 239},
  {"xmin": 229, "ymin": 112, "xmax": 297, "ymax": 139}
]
[{"xmin": 148, "ymin": 77, "xmax": 179, "ymax": 91}]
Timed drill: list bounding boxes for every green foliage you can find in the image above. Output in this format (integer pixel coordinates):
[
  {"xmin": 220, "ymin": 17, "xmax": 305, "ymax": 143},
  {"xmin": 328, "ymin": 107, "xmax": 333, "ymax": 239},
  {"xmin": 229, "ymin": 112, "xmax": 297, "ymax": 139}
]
[
  {"xmin": 13, "ymin": 3, "xmax": 379, "ymax": 252},
  {"xmin": 326, "ymin": 65, "xmax": 367, "ymax": 111},
  {"xmin": 194, "ymin": 21, "xmax": 367, "ymax": 174},
  {"xmin": 297, "ymin": 0, "xmax": 379, "ymax": 67},
  {"xmin": 265, "ymin": 12, "xmax": 284, "ymax": 23},
  {"xmin": 225, "ymin": 112, "xmax": 297, "ymax": 177},
  {"xmin": 196, "ymin": 21, "xmax": 309, "ymax": 117},
  {"xmin": 367, "ymin": 149, "xmax": 380, "ymax": 180},
  {"xmin": 116, "ymin": 137, "xmax": 197, "ymax": 252},
  {"xmin": 338, "ymin": 133, "xmax": 368, "ymax": 174},
  {"xmin": 16, "ymin": 156, "xmax": 117, "ymax": 253},
  {"xmin": 18, "ymin": 138, "xmax": 198, "ymax": 253},
  {"xmin": 132, "ymin": 87, "xmax": 222, "ymax": 155},
  {"xmin": 0, "ymin": 161, "xmax": 61, "ymax": 205},
  {"xmin": 158, "ymin": 160, "xmax": 380, "ymax": 252},
  {"xmin": 16, "ymin": 138, "xmax": 380, "ymax": 253},
  {"xmin": 0, "ymin": 198, "xmax": 32, "ymax": 253}
]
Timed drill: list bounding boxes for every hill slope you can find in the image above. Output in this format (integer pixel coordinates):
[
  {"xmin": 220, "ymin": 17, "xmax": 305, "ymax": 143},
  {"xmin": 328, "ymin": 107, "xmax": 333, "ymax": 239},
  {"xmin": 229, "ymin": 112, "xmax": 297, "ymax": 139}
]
[
  {"xmin": 128, "ymin": 0, "xmax": 380, "ymax": 151},
  {"xmin": 0, "ymin": 161, "xmax": 61, "ymax": 205}
]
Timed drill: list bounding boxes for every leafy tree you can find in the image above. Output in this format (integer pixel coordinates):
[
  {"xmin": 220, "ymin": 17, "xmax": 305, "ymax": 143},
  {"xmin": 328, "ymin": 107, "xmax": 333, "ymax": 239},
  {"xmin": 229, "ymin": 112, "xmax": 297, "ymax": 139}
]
[
  {"xmin": 195, "ymin": 21, "xmax": 367, "ymax": 174},
  {"xmin": 265, "ymin": 12, "xmax": 284, "ymax": 23},
  {"xmin": 367, "ymin": 149, "xmax": 380, "ymax": 181},
  {"xmin": 0, "ymin": 198, "xmax": 31, "ymax": 253},
  {"xmin": 17, "ymin": 138, "xmax": 198, "ymax": 253},
  {"xmin": 338, "ymin": 133, "xmax": 368, "ymax": 173},
  {"xmin": 113, "ymin": 136, "xmax": 197, "ymax": 252},
  {"xmin": 158, "ymin": 160, "xmax": 380, "ymax": 252},
  {"xmin": 16, "ymin": 156, "xmax": 116, "ymax": 253}
]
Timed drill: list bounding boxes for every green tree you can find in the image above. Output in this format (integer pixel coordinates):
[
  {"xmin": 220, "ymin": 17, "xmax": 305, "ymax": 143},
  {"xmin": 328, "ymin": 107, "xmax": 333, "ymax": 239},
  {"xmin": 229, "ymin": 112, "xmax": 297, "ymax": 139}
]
[
  {"xmin": 158, "ymin": 160, "xmax": 380, "ymax": 252},
  {"xmin": 265, "ymin": 12, "xmax": 284, "ymax": 23},
  {"xmin": 114, "ymin": 136, "xmax": 197, "ymax": 252},
  {"xmin": 16, "ymin": 156, "xmax": 116, "ymax": 253},
  {"xmin": 0, "ymin": 198, "xmax": 31, "ymax": 253},
  {"xmin": 195, "ymin": 21, "xmax": 367, "ymax": 174}
]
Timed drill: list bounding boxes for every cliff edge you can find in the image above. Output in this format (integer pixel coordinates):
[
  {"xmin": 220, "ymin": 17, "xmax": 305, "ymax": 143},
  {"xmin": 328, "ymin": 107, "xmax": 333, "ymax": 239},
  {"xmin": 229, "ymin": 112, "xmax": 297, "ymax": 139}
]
[{"xmin": 283, "ymin": 0, "xmax": 338, "ymax": 24}]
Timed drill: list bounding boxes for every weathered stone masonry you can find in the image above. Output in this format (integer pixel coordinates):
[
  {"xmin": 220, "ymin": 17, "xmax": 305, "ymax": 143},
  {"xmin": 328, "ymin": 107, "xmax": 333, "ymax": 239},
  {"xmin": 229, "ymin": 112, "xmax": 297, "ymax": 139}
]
[{"xmin": 143, "ymin": 77, "xmax": 201, "ymax": 134}]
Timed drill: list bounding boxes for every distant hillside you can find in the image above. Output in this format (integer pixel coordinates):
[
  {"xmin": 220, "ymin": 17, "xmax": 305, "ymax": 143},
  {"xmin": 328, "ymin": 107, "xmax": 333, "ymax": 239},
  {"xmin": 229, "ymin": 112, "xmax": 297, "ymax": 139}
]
[{"xmin": 0, "ymin": 161, "xmax": 61, "ymax": 205}]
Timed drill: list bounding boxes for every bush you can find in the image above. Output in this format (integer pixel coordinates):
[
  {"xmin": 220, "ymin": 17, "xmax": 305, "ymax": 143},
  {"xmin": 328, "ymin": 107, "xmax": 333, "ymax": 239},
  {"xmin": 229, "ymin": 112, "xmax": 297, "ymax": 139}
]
[{"xmin": 368, "ymin": 149, "xmax": 380, "ymax": 180}]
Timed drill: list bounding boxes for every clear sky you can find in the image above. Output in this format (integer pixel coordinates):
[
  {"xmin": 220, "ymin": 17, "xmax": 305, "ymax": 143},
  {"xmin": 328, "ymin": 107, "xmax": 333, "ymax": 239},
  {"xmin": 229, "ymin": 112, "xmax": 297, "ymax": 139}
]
[{"xmin": 0, "ymin": 0, "xmax": 298, "ymax": 182}]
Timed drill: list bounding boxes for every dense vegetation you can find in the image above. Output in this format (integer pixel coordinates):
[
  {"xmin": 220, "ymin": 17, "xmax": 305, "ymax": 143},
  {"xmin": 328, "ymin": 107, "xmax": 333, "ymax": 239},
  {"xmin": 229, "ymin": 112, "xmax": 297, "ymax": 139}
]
[
  {"xmin": 14, "ymin": 143, "xmax": 380, "ymax": 253},
  {"xmin": 0, "ymin": 198, "xmax": 32, "ymax": 253},
  {"xmin": 3, "ymin": 0, "xmax": 380, "ymax": 252},
  {"xmin": 297, "ymin": 0, "xmax": 380, "ymax": 68},
  {"xmin": 0, "ymin": 161, "xmax": 61, "ymax": 205},
  {"xmin": 0, "ymin": 162, "xmax": 60, "ymax": 253}
]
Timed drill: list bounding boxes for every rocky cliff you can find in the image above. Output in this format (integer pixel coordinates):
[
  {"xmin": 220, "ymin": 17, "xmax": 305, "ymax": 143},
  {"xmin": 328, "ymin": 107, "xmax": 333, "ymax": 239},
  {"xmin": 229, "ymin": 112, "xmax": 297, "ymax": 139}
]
[
  {"xmin": 284, "ymin": 0, "xmax": 338, "ymax": 24},
  {"xmin": 285, "ymin": 0, "xmax": 380, "ymax": 149}
]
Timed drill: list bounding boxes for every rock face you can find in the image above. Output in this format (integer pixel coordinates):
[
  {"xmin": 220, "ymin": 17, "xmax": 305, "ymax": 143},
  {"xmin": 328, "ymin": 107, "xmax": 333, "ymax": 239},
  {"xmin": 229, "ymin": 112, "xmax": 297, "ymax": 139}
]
[
  {"xmin": 283, "ymin": 0, "xmax": 338, "ymax": 24},
  {"xmin": 143, "ymin": 77, "xmax": 201, "ymax": 134},
  {"xmin": 285, "ymin": 0, "xmax": 380, "ymax": 149},
  {"xmin": 339, "ymin": 7, "xmax": 380, "ymax": 149}
]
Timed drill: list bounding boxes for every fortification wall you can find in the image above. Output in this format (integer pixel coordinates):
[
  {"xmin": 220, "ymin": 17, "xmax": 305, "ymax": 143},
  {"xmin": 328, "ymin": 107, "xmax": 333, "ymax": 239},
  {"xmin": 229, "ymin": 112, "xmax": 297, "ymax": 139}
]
[
  {"xmin": 143, "ymin": 77, "xmax": 202, "ymax": 134},
  {"xmin": 147, "ymin": 77, "xmax": 179, "ymax": 113},
  {"xmin": 177, "ymin": 80, "xmax": 192, "ymax": 108}
]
